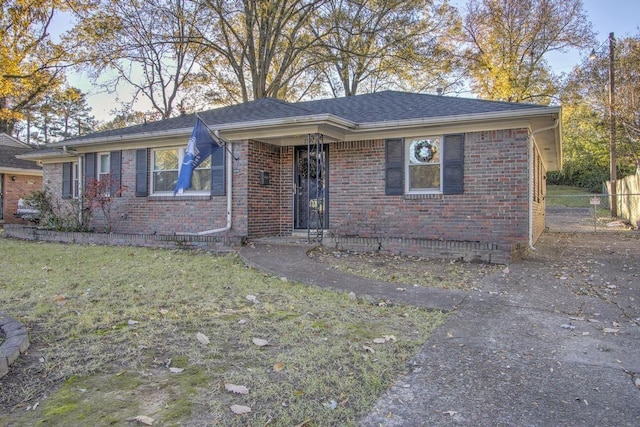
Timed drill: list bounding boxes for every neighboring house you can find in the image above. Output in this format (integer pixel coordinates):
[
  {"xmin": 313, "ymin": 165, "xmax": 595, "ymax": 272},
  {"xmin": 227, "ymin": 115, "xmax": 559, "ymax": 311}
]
[
  {"xmin": 0, "ymin": 133, "xmax": 43, "ymax": 225},
  {"xmin": 18, "ymin": 91, "xmax": 561, "ymax": 263}
]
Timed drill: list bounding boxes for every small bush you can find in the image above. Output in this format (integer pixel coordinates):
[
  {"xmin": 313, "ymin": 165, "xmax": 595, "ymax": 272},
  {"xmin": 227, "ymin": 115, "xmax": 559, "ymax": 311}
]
[
  {"xmin": 548, "ymin": 160, "xmax": 636, "ymax": 193},
  {"xmin": 22, "ymin": 187, "xmax": 88, "ymax": 231}
]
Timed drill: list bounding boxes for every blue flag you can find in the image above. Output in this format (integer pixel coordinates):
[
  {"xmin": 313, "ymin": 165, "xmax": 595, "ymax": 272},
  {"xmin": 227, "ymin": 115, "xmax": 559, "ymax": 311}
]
[{"xmin": 174, "ymin": 117, "xmax": 219, "ymax": 194}]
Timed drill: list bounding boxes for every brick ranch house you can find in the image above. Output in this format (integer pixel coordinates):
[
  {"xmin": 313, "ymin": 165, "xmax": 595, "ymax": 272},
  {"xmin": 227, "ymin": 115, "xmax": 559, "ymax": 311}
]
[
  {"xmin": 15, "ymin": 91, "xmax": 561, "ymax": 263},
  {"xmin": 0, "ymin": 133, "xmax": 43, "ymax": 225}
]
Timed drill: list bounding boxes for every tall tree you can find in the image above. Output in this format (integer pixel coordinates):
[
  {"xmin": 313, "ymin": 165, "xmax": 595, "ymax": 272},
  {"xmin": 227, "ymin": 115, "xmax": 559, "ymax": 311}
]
[
  {"xmin": 0, "ymin": 0, "xmax": 87, "ymax": 134},
  {"xmin": 73, "ymin": 0, "xmax": 209, "ymax": 119},
  {"xmin": 195, "ymin": 0, "xmax": 325, "ymax": 104},
  {"xmin": 460, "ymin": 0, "xmax": 594, "ymax": 104},
  {"xmin": 26, "ymin": 87, "xmax": 95, "ymax": 143},
  {"xmin": 50, "ymin": 86, "xmax": 96, "ymax": 139},
  {"xmin": 313, "ymin": 0, "xmax": 461, "ymax": 97},
  {"xmin": 563, "ymin": 33, "xmax": 640, "ymax": 173}
]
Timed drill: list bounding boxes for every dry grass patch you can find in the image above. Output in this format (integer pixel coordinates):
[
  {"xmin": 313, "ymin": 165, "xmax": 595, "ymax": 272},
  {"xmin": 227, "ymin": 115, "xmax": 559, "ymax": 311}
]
[{"xmin": 0, "ymin": 239, "xmax": 447, "ymax": 426}]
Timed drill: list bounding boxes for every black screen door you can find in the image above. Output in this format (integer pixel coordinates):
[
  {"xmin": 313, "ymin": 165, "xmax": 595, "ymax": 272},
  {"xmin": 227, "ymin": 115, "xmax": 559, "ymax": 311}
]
[{"xmin": 294, "ymin": 146, "xmax": 328, "ymax": 230}]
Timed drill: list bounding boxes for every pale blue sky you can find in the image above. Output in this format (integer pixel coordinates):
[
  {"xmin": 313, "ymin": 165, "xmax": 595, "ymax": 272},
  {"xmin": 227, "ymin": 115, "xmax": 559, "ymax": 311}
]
[{"xmin": 549, "ymin": 0, "xmax": 639, "ymax": 73}]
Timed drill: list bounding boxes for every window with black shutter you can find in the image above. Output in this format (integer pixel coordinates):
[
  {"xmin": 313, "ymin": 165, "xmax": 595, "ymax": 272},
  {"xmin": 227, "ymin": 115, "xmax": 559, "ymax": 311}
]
[
  {"xmin": 385, "ymin": 134, "xmax": 465, "ymax": 195},
  {"xmin": 385, "ymin": 138, "xmax": 404, "ymax": 195},
  {"xmin": 135, "ymin": 149, "xmax": 148, "ymax": 197},
  {"xmin": 210, "ymin": 144, "xmax": 225, "ymax": 196},
  {"xmin": 442, "ymin": 134, "xmax": 464, "ymax": 195},
  {"xmin": 110, "ymin": 151, "xmax": 122, "ymax": 196},
  {"xmin": 62, "ymin": 163, "xmax": 72, "ymax": 199}
]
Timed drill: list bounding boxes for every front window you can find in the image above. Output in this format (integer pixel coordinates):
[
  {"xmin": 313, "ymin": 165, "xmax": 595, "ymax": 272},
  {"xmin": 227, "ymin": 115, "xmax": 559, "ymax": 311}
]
[
  {"xmin": 151, "ymin": 147, "xmax": 211, "ymax": 195},
  {"xmin": 98, "ymin": 153, "xmax": 110, "ymax": 181},
  {"xmin": 406, "ymin": 137, "xmax": 441, "ymax": 193}
]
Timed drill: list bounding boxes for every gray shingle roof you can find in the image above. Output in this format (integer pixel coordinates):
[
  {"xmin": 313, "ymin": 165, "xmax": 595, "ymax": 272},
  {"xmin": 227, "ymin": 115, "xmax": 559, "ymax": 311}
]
[
  {"xmin": 0, "ymin": 145, "xmax": 43, "ymax": 171},
  {"xmin": 59, "ymin": 91, "xmax": 553, "ymax": 145},
  {"xmin": 297, "ymin": 91, "xmax": 546, "ymax": 122}
]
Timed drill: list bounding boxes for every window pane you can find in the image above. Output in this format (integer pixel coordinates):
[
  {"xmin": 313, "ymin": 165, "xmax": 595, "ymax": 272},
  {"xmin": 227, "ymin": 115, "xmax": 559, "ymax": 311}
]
[
  {"xmin": 153, "ymin": 170, "xmax": 178, "ymax": 192},
  {"xmin": 409, "ymin": 139, "xmax": 440, "ymax": 164},
  {"xmin": 99, "ymin": 154, "xmax": 110, "ymax": 174},
  {"xmin": 409, "ymin": 164, "xmax": 440, "ymax": 189},
  {"xmin": 191, "ymin": 169, "xmax": 211, "ymax": 191},
  {"xmin": 154, "ymin": 149, "xmax": 179, "ymax": 171}
]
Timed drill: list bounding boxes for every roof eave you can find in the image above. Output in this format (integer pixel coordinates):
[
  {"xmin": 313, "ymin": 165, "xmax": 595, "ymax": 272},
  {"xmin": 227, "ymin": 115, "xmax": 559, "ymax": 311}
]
[{"xmin": 356, "ymin": 106, "xmax": 561, "ymax": 131}]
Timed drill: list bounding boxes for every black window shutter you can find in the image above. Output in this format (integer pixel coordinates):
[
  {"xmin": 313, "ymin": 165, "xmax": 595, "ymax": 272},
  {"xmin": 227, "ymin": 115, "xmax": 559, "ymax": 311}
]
[
  {"xmin": 385, "ymin": 138, "xmax": 404, "ymax": 195},
  {"xmin": 135, "ymin": 149, "xmax": 148, "ymax": 197},
  {"xmin": 210, "ymin": 145, "xmax": 225, "ymax": 196},
  {"xmin": 442, "ymin": 134, "xmax": 465, "ymax": 195},
  {"xmin": 84, "ymin": 153, "xmax": 96, "ymax": 188},
  {"xmin": 62, "ymin": 162, "xmax": 72, "ymax": 199},
  {"xmin": 110, "ymin": 150, "xmax": 122, "ymax": 196}
]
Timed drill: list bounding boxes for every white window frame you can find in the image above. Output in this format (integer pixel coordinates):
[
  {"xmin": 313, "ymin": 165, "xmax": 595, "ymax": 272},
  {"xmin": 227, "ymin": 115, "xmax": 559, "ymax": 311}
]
[
  {"xmin": 150, "ymin": 147, "xmax": 212, "ymax": 196},
  {"xmin": 405, "ymin": 136, "xmax": 443, "ymax": 194},
  {"xmin": 97, "ymin": 152, "xmax": 110, "ymax": 181}
]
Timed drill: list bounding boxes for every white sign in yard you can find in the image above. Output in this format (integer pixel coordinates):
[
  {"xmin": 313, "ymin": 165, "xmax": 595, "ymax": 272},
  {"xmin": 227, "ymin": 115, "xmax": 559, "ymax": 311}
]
[{"xmin": 590, "ymin": 197, "xmax": 601, "ymax": 205}]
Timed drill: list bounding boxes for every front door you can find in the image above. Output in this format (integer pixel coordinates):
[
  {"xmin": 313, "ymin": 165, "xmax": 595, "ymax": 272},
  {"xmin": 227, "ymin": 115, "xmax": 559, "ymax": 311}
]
[{"xmin": 294, "ymin": 146, "xmax": 328, "ymax": 230}]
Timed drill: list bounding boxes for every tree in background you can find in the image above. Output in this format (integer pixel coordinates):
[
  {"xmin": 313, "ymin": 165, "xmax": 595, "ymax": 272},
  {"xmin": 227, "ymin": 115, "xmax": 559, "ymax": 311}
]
[
  {"xmin": 50, "ymin": 87, "xmax": 96, "ymax": 139},
  {"xmin": 73, "ymin": 0, "xmax": 209, "ymax": 119},
  {"xmin": 25, "ymin": 87, "xmax": 95, "ymax": 144},
  {"xmin": 0, "ymin": 0, "xmax": 89, "ymax": 134},
  {"xmin": 459, "ymin": 0, "xmax": 593, "ymax": 104},
  {"xmin": 313, "ymin": 0, "xmax": 462, "ymax": 97},
  {"xmin": 555, "ymin": 33, "xmax": 640, "ymax": 190},
  {"xmin": 98, "ymin": 110, "xmax": 152, "ymax": 131},
  {"xmin": 193, "ymin": 0, "xmax": 325, "ymax": 104}
]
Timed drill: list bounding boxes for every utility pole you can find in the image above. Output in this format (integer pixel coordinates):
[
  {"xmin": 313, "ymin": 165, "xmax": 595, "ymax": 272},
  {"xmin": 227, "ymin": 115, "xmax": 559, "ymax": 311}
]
[{"xmin": 609, "ymin": 32, "xmax": 617, "ymax": 217}]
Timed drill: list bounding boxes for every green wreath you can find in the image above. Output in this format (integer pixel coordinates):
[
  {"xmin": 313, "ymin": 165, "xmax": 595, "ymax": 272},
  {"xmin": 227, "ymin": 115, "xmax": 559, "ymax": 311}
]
[{"xmin": 411, "ymin": 139, "xmax": 437, "ymax": 163}]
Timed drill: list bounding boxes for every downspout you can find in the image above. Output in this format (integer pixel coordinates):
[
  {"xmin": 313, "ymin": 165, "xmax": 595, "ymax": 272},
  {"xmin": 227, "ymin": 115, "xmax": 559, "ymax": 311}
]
[
  {"xmin": 529, "ymin": 119, "xmax": 559, "ymax": 250},
  {"xmin": 196, "ymin": 138, "xmax": 233, "ymax": 235}
]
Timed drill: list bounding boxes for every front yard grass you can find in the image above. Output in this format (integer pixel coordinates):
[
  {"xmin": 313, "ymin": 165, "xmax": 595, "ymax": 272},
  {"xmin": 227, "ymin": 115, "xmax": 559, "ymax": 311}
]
[{"xmin": 0, "ymin": 238, "xmax": 447, "ymax": 426}]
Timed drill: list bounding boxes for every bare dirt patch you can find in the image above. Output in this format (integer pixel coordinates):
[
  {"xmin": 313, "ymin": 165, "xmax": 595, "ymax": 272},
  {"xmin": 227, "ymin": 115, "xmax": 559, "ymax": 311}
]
[{"xmin": 308, "ymin": 246, "xmax": 503, "ymax": 291}]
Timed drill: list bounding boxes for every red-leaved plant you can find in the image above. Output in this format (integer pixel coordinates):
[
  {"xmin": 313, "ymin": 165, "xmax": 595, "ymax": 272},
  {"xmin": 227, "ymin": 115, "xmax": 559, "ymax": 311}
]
[{"xmin": 83, "ymin": 174, "xmax": 126, "ymax": 233}]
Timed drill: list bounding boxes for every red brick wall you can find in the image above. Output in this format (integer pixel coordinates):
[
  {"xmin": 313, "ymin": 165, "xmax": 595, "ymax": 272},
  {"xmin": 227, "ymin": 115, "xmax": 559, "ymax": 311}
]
[
  {"xmin": 1, "ymin": 173, "xmax": 42, "ymax": 224},
  {"xmin": 247, "ymin": 140, "xmax": 285, "ymax": 237},
  {"xmin": 328, "ymin": 129, "xmax": 531, "ymax": 258},
  {"xmin": 37, "ymin": 128, "xmax": 540, "ymax": 262},
  {"xmin": 41, "ymin": 145, "xmax": 249, "ymax": 239}
]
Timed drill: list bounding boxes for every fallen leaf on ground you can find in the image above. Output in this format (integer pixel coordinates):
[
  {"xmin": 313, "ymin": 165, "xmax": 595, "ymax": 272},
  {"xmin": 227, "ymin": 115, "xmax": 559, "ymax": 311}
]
[
  {"xmin": 363, "ymin": 345, "xmax": 375, "ymax": 353},
  {"xmin": 230, "ymin": 404, "xmax": 252, "ymax": 415},
  {"xmin": 273, "ymin": 362, "xmax": 286, "ymax": 372},
  {"xmin": 133, "ymin": 415, "xmax": 154, "ymax": 425},
  {"xmin": 196, "ymin": 332, "xmax": 210, "ymax": 345},
  {"xmin": 252, "ymin": 338, "xmax": 269, "ymax": 346},
  {"xmin": 225, "ymin": 383, "xmax": 249, "ymax": 394},
  {"xmin": 323, "ymin": 400, "xmax": 337, "ymax": 410}
]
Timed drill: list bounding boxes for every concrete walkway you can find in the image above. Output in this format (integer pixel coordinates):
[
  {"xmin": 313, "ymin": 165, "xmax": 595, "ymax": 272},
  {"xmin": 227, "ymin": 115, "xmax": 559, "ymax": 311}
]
[{"xmin": 239, "ymin": 232, "xmax": 640, "ymax": 426}]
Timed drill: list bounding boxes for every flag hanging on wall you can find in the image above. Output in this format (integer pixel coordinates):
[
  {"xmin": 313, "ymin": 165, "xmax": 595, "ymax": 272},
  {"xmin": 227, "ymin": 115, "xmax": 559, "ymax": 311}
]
[{"xmin": 174, "ymin": 117, "xmax": 221, "ymax": 194}]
